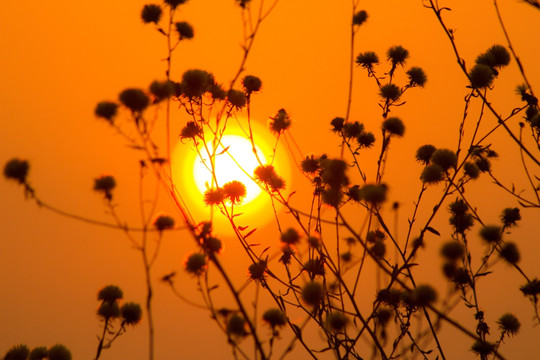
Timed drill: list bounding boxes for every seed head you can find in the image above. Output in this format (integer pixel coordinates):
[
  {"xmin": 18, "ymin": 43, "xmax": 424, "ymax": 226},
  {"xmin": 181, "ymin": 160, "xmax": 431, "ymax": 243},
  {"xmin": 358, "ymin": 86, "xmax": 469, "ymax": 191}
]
[
  {"xmin": 421, "ymin": 164, "xmax": 444, "ymax": 184},
  {"xmin": 119, "ymin": 88, "xmax": 150, "ymax": 113},
  {"xmin": 410, "ymin": 284, "xmax": 437, "ymax": 307},
  {"xmin": 175, "ymin": 21, "xmax": 194, "ymax": 40},
  {"xmin": 281, "ymin": 228, "xmax": 300, "ymax": 245},
  {"xmin": 94, "ymin": 101, "xmax": 118, "ymax": 122},
  {"xmin": 300, "ymin": 155, "xmax": 320, "ymax": 174},
  {"xmin": 227, "ymin": 89, "xmax": 246, "ymax": 109},
  {"xmin": 379, "ymin": 83, "xmax": 401, "ymax": 102},
  {"xmin": 4, "ymin": 158, "xmax": 30, "ymax": 184},
  {"xmin": 360, "ymin": 183, "xmax": 387, "ymax": 204},
  {"xmin": 226, "ymin": 314, "xmax": 247, "ymax": 337},
  {"xmin": 356, "ymin": 131, "xmax": 375, "ymax": 148},
  {"xmin": 497, "ymin": 313, "xmax": 520, "ymax": 336},
  {"xmin": 382, "ymin": 117, "xmax": 405, "ymax": 137},
  {"xmin": 98, "ymin": 302, "xmax": 121, "ymax": 319},
  {"xmin": 330, "ymin": 117, "xmax": 345, "ymax": 132},
  {"xmin": 4, "ymin": 344, "xmax": 30, "ymax": 360},
  {"xmin": 352, "ymin": 10, "xmax": 368, "ymax": 26},
  {"xmin": 204, "ymin": 188, "xmax": 226, "ymax": 206},
  {"xmin": 164, "ymin": 0, "xmax": 188, "ymax": 9},
  {"xmin": 98, "ymin": 285, "xmax": 123, "ymax": 303},
  {"xmin": 387, "ymin": 45, "xmax": 409, "ymax": 66},
  {"xmin": 471, "ymin": 341, "xmax": 494, "ymax": 357},
  {"xmin": 121, "ymin": 302, "xmax": 143, "ymax": 325},
  {"xmin": 30, "ymin": 347, "xmax": 48, "ymax": 360},
  {"xmin": 326, "ymin": 312, "xmax": 348, "ymax": 332},
  {"xmin": 406, "ymin": 67, "xmax": 427, "ymax": 87},
  {"xmin": 262, "ymin": 308, "xmax": 287, "ymax": 328},
  {"xmin": 500, "ymin": 207, "xmax": 521, "ymax": 227},
  {"xmin": 181, "ymin": 69, "xmax": 214, "ymax": 99},
  {"xmin": 415, "ymin": 144, "xmax": 436, "ymax": 164},
  {"xmin": 47, "ymin": 345, "xmax": 71, "ymax": 360},
  {"xmin": 242, "ymin": 75, "xmax": 262, "ymax": 93},
  {"xmin": 479, "ymin": 225, "xmax": 502, "ymax": 244},
  {"xmin": 430, "ymin": 149, "xmax": 457, "ymax": 171},
  {"xmin": 180, "ymin": 121, "xmax": 203, "ymax": 140},
  {"xmin": 141, "ymin": 4, "xmax": 162, "ymax": 24},
  {"xmin": 463, "ymin": 161, "xmax": 480, "ymax": 179},
  {"xmin": 440, "ymin": 241, "xmax": 464, "ymax": 261},
  {"xmin": 301, "ymin": 281, "xmax": 324, "ymax": 307},
  {"xmin": 185, "ymin": 253, "xmax": 207, "ymax": 276},
  {"xmin": 222, "ymin": 180, "xmax": 246, "ymax": 204},
  {"xmin": 149, "ymin": 80, "xmax": 174, "ymax": 102},
  {"xmin": 469, "ymin": 64, "xmax": 495, "ymax": 88},
  {"xmin": 153, "ymin": 215, "xmax": 175, "ymax": 231},
  {"xmin": 499, "ymin": 241, "xmax": 520, "ymax": 264},
  {"xmin": 248, "ymin": 260, "xmax": 267, "ymax": 281},
  {"xmin": 269, "ymin": 108, "xmax": 291, "ymax": 134},
  {"xmin": 355, "ymin": 51, "xmax": 379, "ymax": 69}
]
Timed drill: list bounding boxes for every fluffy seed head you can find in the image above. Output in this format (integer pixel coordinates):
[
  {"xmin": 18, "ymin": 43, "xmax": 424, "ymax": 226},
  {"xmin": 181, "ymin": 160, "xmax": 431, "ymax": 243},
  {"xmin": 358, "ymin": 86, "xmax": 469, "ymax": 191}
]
[
  {"xmin": 242, "ymin": 75, "xmax": 262, "ymax": 93},
  {"xmin": 301, "ymin": 281, "xmax": 324, "ymax": 307},
  {"xmin": 153, "ymin": 215, "xmax": 175, "ymax": 231},
  {"xmin": 141, "ymin": 4, "xmax": 162, "ymax": 24},
  {"xmin": 382, "ymin": 117, "xmax": 405, "ymax": 137},
  {"xmin": 4, "ymin": 158, "xmax": 30, "ymax": 184},
  {"xmin": 262, "ymin": 308, "xmax": 287, "ymax": 328},
  {"xmin": 98, "ymin": 285, "xmax": 123, "ymax": 303},
  {"xmin": 185, "ymin": 253, "xmax": 207, "ymax": 276},
  {"xmin": 175, "ymin": 21, "xmax": 194, "ymax": 39},
  {"xmin": 121, "ymin": 302, "xmax": 142, "ymax": 325},
  {"xmin": 497, "ymin": 313, "xmax": 520, "ymax": 336},
  {"xmin": 94, "ymin": 101, "xmax": 118, "ymax": 122},
  {"xmin": 119, "ymin": 88, "xmax": 150, "ymax": 113}
]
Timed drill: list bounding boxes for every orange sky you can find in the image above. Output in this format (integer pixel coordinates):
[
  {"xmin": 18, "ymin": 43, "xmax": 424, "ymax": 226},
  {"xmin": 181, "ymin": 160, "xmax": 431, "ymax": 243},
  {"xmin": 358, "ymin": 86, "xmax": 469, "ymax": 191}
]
[{"xmin": 1, "ymin": 1, "xmax": 539, "ymax": 359}]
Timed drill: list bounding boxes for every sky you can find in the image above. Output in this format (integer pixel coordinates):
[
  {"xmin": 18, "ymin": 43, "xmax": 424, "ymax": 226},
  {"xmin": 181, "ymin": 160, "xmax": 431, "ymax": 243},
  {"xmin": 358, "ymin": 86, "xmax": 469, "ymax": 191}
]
[{"xmin": 1, "ymin": 0, "xmax": 539, "ymax": 359}]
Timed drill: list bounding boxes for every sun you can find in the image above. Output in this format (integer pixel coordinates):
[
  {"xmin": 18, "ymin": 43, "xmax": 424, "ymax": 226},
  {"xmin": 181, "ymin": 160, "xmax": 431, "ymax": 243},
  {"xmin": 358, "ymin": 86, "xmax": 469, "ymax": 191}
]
[
  {"xmin": 193, "ymin": 135, "xmax": 266, "ymax": 205},
  {"xmin": 171, "ymin": 121, "xmax": 291, "ymax": 232}
]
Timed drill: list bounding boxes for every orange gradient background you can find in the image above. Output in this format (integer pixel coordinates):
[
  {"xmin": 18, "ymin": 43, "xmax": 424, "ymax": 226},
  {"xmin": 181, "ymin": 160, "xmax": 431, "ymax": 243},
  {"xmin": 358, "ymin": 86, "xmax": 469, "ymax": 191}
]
[{"xmin": 1, "ymin": 1, "xmax": 539, "ymax": 359}]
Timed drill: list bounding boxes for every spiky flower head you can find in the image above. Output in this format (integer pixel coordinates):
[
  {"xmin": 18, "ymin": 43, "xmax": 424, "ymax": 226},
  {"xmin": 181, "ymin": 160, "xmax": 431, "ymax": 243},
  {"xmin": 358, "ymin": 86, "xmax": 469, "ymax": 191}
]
[
  {"xmin": 326, "ymin": 312, "xmax": 348, "ymax": 332},
  {"xmin": 248, "ymin": 260, "xmax": 267, "ymax": 281},
  {"xmin": 352, "ymin": 10, "xmax": 368, "ymax": 26},
  {"xmin": 463, "ymin": 161, "xmax": 480, "ymax": 179},
  {"xmin": 141, "ymin": 4, "xmax": 162, "ymax": 24},
  {"xmin": 180, "ymin": 121, "xmax": 203, "ymax": 140},
  {"xmin": 382, "ymin": 117, "xmax": 405, "ymax": 137},
  {"xmin": 471, "ymin": 341, "xmax": 494, "ymax": 357},
  {"xmin": 4, "ymin": 158, "xmax": 30, "ymax": 184},
  {"xmin": 371, "ymin": 240, "xmax": 386, "ymax": 258},
  {"xmin": 330, "ymin": 117, "xmax": 345, "ymax": 132},
  {"xmin": 94, "ymin": 101, "xmax": 118, "ymax": 122},
  {"xmin": 440, "ymin": 241, "xmax": 464, "ymax": 262},
  {"xmin": 301, "ymin": 281, "xmax": 324, "ymax": 307},
  {"xmin": 376, "ymin": 288, "xmax": 402, "ymax": 307},
  {"xmin": 227, "ymin": 89, "xmax": 246, "ymax": 109},
  {"xmin": 262, "ymin": 308, "xmax": 287, "ymax": 328},
  {"xmin": 322, "ymin": 187, "xmax": 342, "ymax": 207},
  {"xmin": 242, "ymin": 75, "xmax": 262, "ymax": 94},
  {"xmin": 281, "ymin": 228, "xmax": 300, "ymax": 245},
  {"xmin": 497, "ymin": 313, "xmax": 520, "ymax": 336},
  {"xmin": 355, "ymin": 51, "xmax": 379, "ymax": 69},
  {"xmin": 476, "ymin": 45, "xmax": 511, "ymax": 68},
  {"xmin": 93, "ymin": 175, "xmax": 116, "ymax": 200},
  {"xmin": 119, "ymin": 88, "xmax": 150, "ymax": 113},
  {"xmin": 360, "ymin": 183, "xmax": 387, "ymax": 204},
  {"xmin": 181, "ymin": 69, "xmax": 215, "ymax": 99},
  {"xmin": 387, "ymin": 45, "xmax": 409, "ymax": 66},
  {"xmin": 149, "ymin": 80, "xmax": 174, "ymax": 102},
  {"xmin": 4, "ymin": 344, "xmax": 30, "ymax": 360},
  {"xmin": 420, "ymin": 164, "xmax": 443, "ymax": 184},
  {"xmin": 415, "ymin": 144, "xmax": 436, "ymax": 164},
  {"xmin": 269, "ymin": 108, "xmax": 291, "ymax": 134},
  {"xmin": 406, "ymin": 67, "xmax": 427, "ymax": 87},
  {"xmin": 223, "ymin": 180, "xmax": 246, "ymax": 204},
  {"xmin": 153, "ymin": 215, "xmax": 175, "ymax": 231},
  {"xmin": 226, "ymin": 314, "xmax": 247, "ymax": 337},
  {"xmin": 520, "ymin": 278, "xmax": 540, "ymax": 297},
  {"xmin": 175, "ymin": 21, "xmax": 194, "ymax": 40},
  {"xmin": 410, "ymin": 284, "xmax": 437, "ymax": 307},
  {"xmin": 164, "ymin": 0, "xmax": 188, "ymax": 9},
  {"xmin": 469, "ymin": 64, "xmax": 495, "ymax": 88},
  {"xmin": 29, "ymin": 347, "xmax": 48, "ymax": 360},
  {"xmin": 121, "ymin": 302, "xmax": 142, "ymax": 325},
  {"xmin": 98, "ymin": 302, "xmax": 121, "ymax": 319},
  {"xmin": 501, "ymin": 207, "xmax": 521, "ymax": 227},
  {"xmin": 343, "ymin": 121, "xmax": 364, "ymax": 138},
  {"xmin": 254, "ymin": 165, "xmax": 285, "ymax": 191},
  {"xmin": 320, "ymin": 159, "xmax": 348, "ymax": 188},
  {"xmin": 202, "ymin": 236, "xmax": 222, "ymax": 254},
  {"xmin": 204, "ymin": 188, "xmax": 226, "ymax": 206},
  {"xmin": 479, "ymin": 225, "xmax": 502, "ymax": 244},
  {"xmin": 304, "ymin": 258, "xmax": 325, "ymax": 277},
  {"xmin": 47, "ymin": 345, "xmax": 71, "ymax": 360},
  {"xmin": 300, "ymin": 155, "xmax": 320, "ymax": 174},
  {"xmin": 356, "ymin": 131, "xmax": 375, "ymax": 148},
  {"xmin": 379, "ymin": 83, "xmax": 401, "ymax": 102},
  {"xmin": 499, "ymin": 241, "xmax": 520, "ymax": 264},
  {"xmin": 430, "ymin": 149, "xmax": 457, "ymax": 171},
  {"xmin": 98, "ymin": 285, "xmax": 123, "ymax": 303},
  {"xmin": 185, "ymin": 253, "xmax": 207, "ymax": 276}
]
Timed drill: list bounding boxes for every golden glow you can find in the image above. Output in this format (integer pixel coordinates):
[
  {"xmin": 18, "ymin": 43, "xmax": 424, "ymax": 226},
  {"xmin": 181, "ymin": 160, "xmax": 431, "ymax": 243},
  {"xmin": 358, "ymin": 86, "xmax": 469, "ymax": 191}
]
[
  {"xmin": 193, "ymin": 135, "xmax": 266, "ymax": 205},
  {"xmin": 172, "ymin": 121, "xmax": 291, "ymax": 232}
]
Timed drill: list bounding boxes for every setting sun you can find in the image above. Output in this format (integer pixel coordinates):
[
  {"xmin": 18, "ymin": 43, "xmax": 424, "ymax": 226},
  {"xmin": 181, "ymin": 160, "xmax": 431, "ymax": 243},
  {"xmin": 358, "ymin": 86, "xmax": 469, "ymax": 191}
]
[{"xmin": 193, "ymin": 135, "xmax": 266, "ymax": 205}]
